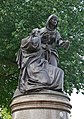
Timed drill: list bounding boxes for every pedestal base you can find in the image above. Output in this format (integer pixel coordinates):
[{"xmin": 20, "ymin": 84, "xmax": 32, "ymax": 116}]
[{"xmin": 11, "ymin": 90, "xmax": 72, "ymax": 119}]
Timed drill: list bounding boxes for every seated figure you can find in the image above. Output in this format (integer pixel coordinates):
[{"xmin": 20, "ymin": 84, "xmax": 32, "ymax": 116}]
[{"xmin": 14, "ymin": 15, "xmax": 69, "ymax": 97}]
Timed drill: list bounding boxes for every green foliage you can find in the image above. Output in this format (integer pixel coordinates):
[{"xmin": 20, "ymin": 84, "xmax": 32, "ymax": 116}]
[
  {"xmin": 0, "ymin": 107, "xmax": 11, "ymax": 119},
  {"xmin": 0, "ymin": 0, "xmax": 84, "ymax": 107}
]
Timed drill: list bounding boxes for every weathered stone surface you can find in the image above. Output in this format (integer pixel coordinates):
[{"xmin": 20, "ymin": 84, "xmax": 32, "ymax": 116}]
[{"xmin": 11, "ymin": 90, "xmax": 72, "ymax": 119}]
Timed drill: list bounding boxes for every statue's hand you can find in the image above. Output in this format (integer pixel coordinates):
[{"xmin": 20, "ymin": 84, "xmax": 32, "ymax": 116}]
[{"xmin": 61, "ymin": 40, "xmax": 70, "ymax": 49}]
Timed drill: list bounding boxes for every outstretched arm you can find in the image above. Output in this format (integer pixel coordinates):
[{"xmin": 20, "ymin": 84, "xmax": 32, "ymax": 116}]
[
  {"xmin": 56, "ymin": 31, "xmax": 70, "ymax": 49},
  {"xmin": 57, "ymin": 38, "xmax": 70, "ymax": 49}
]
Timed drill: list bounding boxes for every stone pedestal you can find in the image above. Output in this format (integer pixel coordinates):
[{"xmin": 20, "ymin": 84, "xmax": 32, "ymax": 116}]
[{"xmin": 11, "ymin": 90, "xmax": 72, "ymax": 119}]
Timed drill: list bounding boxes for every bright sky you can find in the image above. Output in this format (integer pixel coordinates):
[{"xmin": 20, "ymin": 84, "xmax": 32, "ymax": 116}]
[{"xmin": 70, "ymin": 89, "xmax": 84, "ymax": 119}]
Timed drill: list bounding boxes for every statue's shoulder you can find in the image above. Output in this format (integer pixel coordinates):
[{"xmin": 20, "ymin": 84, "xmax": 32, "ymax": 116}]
[
  {"xmin": 40, "ymin": 27, "xmax": 46, "ymax": 34},
  {"xmin": 56, "ymin": 30, "xmax": 61, "ymax": 34},
  {"xmin": 21, "ymin": 36, "xmax": 30, "ymax": 45},
  {"xmin": 20, "ymin": 36, "xmax": 31, "ymax": 49}
]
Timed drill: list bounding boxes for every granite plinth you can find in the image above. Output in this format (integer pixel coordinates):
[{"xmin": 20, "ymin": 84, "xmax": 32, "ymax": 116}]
[{"xmin": 11, "ymin": 90, "xmax": 72, "ymax": 119}]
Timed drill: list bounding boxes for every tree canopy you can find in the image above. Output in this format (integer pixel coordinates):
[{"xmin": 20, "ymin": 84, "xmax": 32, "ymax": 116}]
[{"xmin": 0, "ymin": 0, "xmax": 84, "ymax": 107}]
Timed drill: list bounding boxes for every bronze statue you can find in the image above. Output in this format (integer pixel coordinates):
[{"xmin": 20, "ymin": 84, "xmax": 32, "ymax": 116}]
[{"xmin": 14, "ymin": 14, "xmax": 69, "ymax": 97}]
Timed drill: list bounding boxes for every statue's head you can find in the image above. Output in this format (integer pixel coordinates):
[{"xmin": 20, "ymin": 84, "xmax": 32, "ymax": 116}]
[
  {"xmin": 31, "ymin": 28, "xmax": 40, "ymax": 36},
  {"xmin": 46, "ymin": 14, "xmax": 58, "ymax": 31}
]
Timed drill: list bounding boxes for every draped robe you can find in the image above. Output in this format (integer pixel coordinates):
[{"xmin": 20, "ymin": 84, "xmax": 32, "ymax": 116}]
[{"xmin": 15, "ymin": 34, "xmax": 64, "ymax": 95}]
